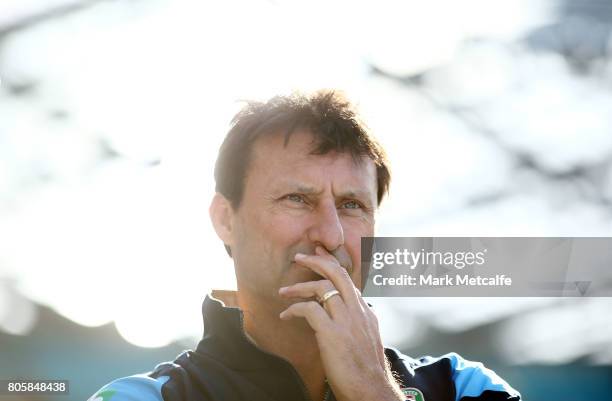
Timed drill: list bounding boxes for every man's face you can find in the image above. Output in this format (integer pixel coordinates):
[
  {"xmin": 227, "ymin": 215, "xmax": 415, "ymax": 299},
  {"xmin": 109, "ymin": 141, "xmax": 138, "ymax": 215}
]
[{"xmin": 229, "ymin": 130, "xmax": 378, "ymax": 304}]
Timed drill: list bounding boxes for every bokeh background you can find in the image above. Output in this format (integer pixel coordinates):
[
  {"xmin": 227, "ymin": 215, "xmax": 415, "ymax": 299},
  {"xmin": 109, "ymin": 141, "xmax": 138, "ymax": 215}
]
[{"xmin": 1, "ymin": 0, "xmax": 612, "ymax": 400}]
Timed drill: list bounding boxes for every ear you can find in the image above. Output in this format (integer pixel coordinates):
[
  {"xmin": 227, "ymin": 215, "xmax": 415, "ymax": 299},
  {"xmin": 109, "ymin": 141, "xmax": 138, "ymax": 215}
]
[{"xmin": 209, "ymin": 193, "xmax": 235, "ymax": 249}]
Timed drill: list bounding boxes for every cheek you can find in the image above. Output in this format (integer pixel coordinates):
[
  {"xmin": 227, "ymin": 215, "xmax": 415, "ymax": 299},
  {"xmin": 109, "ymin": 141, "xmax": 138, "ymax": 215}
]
[
  {"xmin": 343, "ymin": 234, "xmax": 362, "ymax": 283},
  {"xmin": 266, "ymin": 207, "xmax": 311, "ymax": 235},
  {"xmin": 341, "ymin": 220, "xmax": 373, "ymax": 285},
  {"xmin": 342, "ymin": 217, "xmax": 374, "ymax": 245},
  {"xmin": 243, "ymin": 209, "xmax": 306, "ymax": 262}
]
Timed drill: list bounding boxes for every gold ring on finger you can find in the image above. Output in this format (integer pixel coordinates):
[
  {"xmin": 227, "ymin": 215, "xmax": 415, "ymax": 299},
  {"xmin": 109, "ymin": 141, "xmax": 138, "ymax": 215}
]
[{"xmin": 318, "ymin": 289, "xmax": 340, "ymax": 305}]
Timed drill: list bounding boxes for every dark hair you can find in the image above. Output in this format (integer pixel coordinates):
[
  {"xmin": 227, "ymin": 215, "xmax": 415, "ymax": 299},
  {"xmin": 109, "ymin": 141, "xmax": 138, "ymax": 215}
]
[{"xmin": 214, "ymin": 90, "xmax": 391, "ymax": 255}]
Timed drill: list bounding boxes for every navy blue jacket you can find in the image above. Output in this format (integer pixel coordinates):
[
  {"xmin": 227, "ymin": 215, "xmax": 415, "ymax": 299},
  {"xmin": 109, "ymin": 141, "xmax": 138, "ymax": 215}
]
[{"xmin": 89, "ymin": 294, "xmax": 521, "ymax": 401}]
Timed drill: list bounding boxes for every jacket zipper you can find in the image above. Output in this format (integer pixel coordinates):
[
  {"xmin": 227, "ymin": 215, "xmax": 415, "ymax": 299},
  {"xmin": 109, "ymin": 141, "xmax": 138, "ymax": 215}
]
[
  {"xmin": 238, "ymin": 312, "xmax": 319, "ymax": 401},
  {"xmin": 322, "ymin": 382, "xmax": 331, "ymax": 401}
]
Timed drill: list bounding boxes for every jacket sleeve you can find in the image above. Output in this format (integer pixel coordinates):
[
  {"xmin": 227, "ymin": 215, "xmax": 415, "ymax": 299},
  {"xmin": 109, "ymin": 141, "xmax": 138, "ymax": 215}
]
[
  {"xmin": 87, "ymin": 375, "xmax": 169, "ymax": 401},
  {"xmin": 446, "ymin": 353, "xmax": 521, "ymax": 401}
]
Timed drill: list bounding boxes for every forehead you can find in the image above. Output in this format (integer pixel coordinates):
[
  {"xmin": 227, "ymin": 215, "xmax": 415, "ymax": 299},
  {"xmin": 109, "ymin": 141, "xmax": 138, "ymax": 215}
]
[{"xmin": 247, "ymin": 130, "xmax": 377, "ymax": 196}]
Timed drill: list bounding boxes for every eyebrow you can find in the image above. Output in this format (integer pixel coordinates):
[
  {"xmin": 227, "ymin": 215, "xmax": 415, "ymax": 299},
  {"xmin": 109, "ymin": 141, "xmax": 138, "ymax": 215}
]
[
  {"xmin": 337, "ymin": 189, "xmax": 373, "ymax": 201},
  {"xmin": 277, "ymin": 181, "xmax": 374, "ymax": 203},
  {"xmin": 293, "ymin": 184, "xmax": 322, "ymax": 195}
]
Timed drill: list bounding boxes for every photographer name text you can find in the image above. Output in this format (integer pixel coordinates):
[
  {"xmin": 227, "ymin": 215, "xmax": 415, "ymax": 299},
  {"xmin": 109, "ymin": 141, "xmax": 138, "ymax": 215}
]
[{"xmin": 372, "ymin": 274, "xmax": 512, "ymax": 287}]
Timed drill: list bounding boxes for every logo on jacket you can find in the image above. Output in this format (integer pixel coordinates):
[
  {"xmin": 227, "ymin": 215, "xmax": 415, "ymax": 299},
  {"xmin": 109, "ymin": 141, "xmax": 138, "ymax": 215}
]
[
  {"xmin": 401, "ymin": 387, "xmax": 425, "ymax": 401},
  {"xmin": 88, "ymin": 389, "xmax": 116, "ymax": 401}
]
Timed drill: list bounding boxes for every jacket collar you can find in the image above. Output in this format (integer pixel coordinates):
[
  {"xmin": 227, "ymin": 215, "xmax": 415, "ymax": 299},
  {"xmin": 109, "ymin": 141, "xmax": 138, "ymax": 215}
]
[
  {"xmin": 196, "ymin": 290, "xmax": 295, "ymax": 371},
  {"xmin": 194, "ymin": 290, "xmax": 321, "ymax": 400}
]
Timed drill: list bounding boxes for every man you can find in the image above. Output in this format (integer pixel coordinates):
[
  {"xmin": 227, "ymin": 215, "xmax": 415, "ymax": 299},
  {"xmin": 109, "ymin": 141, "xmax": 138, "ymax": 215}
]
[{"xmin": 88, "ymin": 91, "xmax": 521, "ymax": 401}]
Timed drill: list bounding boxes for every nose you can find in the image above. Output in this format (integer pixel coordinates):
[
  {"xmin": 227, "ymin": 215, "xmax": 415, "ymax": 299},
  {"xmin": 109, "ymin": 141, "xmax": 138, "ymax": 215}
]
[{"xmin": 307, "ymin": 200, "xmax": 344, "ymax": 254}]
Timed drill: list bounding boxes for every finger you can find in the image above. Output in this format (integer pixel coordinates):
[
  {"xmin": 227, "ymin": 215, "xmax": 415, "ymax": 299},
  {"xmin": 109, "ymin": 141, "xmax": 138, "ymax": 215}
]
[
  {"xmin": 354, "ymin": 287, "xmax": 370, "ymax": 311},
  {"xmin": 279, "ymin": 280, "xmax": 346, "ymax": 319},
  {"xmin": 293, "ymin": 247, "xmax": 360, "ymax": 309},
  {"xmin": 319, "ymin": 247, "xmax": 369, "ymax": 312},
  {"xmin": 279, "ymin": 301, "xmax": 333, "ymax": 332}
]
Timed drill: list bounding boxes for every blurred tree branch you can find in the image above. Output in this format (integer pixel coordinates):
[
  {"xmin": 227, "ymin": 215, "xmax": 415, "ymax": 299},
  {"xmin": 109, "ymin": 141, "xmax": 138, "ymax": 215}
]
[{"xmin": 0, "ymin": 0, "xmax": 110, "ymax": 38}]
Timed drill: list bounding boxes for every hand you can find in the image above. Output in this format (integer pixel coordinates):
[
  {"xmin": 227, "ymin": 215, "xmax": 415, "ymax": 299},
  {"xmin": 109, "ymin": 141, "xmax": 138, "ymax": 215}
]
[{"xmin": 278, "ymin": 246, "xmax": 404, "ymax": 401}]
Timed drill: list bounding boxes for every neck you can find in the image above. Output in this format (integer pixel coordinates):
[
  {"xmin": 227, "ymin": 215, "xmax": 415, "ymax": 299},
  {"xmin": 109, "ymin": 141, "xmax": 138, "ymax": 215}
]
[{"xmin": 236, "ymin": 290, "xmax": 327, "ymax": 401}]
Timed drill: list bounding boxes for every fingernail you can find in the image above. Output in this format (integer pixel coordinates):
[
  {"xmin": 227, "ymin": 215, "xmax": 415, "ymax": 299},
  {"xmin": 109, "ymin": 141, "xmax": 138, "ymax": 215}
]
[
  {"xmin": 278, "ymin": 287, "xmax": 287, "ymax": 294},
  {"xmin": 295, "ymin": 253, "xmax": 306, "ymax": 260}
]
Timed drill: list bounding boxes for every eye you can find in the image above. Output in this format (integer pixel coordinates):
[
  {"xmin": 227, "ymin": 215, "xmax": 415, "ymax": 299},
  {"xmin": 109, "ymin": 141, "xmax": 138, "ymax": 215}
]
[
  {"xmin": 284, "ymin": 194, "xmax": 306, "ymax": 203},
  {"xmin": 340, "ymin": 200, "xmax": 362, "ymax": 209}
]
